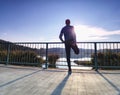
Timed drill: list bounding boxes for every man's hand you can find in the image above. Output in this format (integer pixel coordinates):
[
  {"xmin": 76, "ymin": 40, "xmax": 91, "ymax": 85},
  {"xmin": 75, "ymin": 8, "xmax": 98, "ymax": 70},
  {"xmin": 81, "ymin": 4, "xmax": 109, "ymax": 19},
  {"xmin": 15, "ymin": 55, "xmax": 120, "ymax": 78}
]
[{"xmin": 62, "ymin": 41, "xmax": 65, "ymax": 43}]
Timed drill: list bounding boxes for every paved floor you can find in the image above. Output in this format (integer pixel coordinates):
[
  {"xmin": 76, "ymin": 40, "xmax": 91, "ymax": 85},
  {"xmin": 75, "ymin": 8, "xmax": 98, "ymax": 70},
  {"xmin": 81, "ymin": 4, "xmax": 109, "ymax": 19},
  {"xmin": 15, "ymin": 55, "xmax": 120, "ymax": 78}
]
[{"xmin": 0, "ymin": 65, "xmax": 120, "ymax": 95}]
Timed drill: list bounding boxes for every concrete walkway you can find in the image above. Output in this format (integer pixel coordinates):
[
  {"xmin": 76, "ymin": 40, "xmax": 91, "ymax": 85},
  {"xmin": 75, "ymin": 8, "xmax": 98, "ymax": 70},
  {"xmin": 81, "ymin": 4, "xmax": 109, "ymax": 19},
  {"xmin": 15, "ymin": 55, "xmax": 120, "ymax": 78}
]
[{"xmin": 0, "ymin": 65, "xmax": 120, "ymax": 95}]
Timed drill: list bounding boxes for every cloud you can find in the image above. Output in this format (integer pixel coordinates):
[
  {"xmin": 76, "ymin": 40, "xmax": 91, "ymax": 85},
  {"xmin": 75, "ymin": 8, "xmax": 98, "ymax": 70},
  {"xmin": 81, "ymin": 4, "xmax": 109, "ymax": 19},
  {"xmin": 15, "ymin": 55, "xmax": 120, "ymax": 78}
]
[
  {"xmin": 0, "ymin": 32, "xmax": 7, "ymax": 40},
  {"xmin": 74, "ymin": 25, "xmax": 120, "ymax": 41},
  {"xmin": 3, "ymin": 32, "xmax": 7, "ymax": 35},
  {"xmin": 0, "ymin": 32, "xmax": 7, "ymax": 37}
]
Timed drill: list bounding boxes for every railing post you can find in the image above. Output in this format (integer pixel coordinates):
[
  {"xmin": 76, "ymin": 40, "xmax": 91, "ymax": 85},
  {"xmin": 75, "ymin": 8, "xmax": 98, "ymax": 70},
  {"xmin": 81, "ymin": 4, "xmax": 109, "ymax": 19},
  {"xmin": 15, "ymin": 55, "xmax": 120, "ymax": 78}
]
[
  {"xmin": 94, "ymin": 42, "xmax": 98, "ymax": 71},
  {"xmin": 6, "ymin": 43, "xmax": 10, "ymax": 65},
  {"xmin": 45, "ymin": 43, "xmax": 48, "ymax": 69}
]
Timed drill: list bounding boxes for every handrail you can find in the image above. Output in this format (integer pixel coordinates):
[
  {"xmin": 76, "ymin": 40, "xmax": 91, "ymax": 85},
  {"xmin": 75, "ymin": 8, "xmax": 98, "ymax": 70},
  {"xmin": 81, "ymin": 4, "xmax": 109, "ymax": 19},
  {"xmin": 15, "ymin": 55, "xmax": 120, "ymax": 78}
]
[
  {"xmin": 1, "ymin": 41, "xmax": 119, "ymax": 44},
  {"xmin": 0, "ymin": 41, "xmax": 120, "ymax": 70}
]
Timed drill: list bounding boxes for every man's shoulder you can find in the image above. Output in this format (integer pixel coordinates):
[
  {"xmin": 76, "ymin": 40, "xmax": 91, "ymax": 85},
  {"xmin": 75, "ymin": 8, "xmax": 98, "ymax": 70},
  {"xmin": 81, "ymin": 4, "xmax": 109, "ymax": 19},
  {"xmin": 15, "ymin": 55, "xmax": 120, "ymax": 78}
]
[
  {"xmin": 61, "ymin": 25, "xmax": 74, "ymax": 32},
  {"xmin": 70, "ymin": 25, "xmax": 74, "ymax": 28},
  {"xmin": 68, "ymin": 25, "xmax": 74, "ymax": 28},
  {"xmin": 63, "ymin": 25, "xmax": 74, "ymax": 28}
]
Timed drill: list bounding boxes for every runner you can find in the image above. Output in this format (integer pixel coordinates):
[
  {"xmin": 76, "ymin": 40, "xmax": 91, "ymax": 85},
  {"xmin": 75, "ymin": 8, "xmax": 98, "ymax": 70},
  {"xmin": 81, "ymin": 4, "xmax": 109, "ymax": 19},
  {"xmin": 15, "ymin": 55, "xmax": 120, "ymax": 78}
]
[{"xmin": 59, "ymin": 19, "xmax": 79, "ymax": 74}]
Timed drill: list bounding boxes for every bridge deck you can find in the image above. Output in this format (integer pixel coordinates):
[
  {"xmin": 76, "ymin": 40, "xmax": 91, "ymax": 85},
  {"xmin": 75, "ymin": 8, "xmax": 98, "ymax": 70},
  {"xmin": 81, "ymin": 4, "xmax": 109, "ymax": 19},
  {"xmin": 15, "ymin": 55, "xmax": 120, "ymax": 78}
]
[{"xmin": 0, "ymin": 65, "xmax": 120, "ymax": 95}]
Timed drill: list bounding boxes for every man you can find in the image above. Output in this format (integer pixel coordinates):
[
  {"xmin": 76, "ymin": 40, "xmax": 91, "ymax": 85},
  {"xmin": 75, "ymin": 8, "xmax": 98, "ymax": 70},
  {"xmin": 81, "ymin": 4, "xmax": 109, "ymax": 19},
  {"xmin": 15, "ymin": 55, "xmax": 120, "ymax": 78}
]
[{"xmin": 59, "ymin": 19, "xmax": 79, "ymax": 73}]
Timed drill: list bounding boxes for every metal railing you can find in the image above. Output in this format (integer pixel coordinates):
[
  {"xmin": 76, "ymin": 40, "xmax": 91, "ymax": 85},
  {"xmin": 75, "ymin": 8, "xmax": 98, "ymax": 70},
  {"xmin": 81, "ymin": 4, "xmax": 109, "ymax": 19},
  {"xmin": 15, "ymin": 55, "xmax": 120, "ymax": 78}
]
[{"xmin": 0, "ymin": 42, "xmax": 120, "ymax": 70}]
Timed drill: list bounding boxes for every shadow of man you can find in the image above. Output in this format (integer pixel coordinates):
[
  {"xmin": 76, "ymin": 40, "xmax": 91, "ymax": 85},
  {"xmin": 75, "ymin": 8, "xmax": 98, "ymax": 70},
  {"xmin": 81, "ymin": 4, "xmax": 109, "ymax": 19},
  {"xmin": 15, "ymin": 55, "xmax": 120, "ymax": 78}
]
[{"xmin": 51, "ymin": 73, "xmax": 71, "ymax": 95}]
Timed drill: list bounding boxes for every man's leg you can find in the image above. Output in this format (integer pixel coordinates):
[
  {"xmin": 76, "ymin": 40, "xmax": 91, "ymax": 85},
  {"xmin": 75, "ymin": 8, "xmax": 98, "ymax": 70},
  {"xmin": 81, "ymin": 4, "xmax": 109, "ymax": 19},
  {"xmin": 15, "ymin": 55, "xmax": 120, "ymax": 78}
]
[
  {"xmin": 65, "ymin": 43, "xmax": 71, "ymax": 72},
  {"xmin": 71, "ymin": 43, "xmax": 79, "ymax": 55}
]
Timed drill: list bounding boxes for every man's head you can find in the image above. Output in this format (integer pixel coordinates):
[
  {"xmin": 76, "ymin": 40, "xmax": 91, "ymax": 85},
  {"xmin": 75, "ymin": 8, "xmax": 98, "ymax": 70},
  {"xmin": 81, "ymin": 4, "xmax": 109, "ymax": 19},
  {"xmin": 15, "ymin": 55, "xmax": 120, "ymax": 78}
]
[{"xmin": 65, "ymin": 19, "xmax": 70, "ymax": 25}]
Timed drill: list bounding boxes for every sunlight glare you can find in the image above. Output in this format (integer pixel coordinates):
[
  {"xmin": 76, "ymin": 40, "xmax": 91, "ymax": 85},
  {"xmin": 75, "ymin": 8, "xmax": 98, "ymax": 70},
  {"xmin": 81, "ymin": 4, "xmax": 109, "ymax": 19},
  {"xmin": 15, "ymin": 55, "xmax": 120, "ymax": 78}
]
[{"xmin": 74, "ymin": 24, "xmax": 120, "ymax": 41}]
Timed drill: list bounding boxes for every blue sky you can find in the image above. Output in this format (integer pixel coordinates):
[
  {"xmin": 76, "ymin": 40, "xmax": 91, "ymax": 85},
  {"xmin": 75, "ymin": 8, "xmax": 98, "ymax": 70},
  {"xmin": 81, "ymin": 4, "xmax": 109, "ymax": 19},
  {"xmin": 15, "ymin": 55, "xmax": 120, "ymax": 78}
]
[{"xmin": 0, "ymin": 0, "xmax": 120, "ymax": 42}]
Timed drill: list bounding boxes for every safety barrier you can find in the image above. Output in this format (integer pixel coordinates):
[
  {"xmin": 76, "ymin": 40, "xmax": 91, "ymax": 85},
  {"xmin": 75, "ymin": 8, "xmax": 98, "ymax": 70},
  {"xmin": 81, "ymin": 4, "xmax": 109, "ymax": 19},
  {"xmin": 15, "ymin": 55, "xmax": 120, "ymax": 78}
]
[{"xmin": 0, "ymin": 42, "xmax": 120, "ymax": 70}]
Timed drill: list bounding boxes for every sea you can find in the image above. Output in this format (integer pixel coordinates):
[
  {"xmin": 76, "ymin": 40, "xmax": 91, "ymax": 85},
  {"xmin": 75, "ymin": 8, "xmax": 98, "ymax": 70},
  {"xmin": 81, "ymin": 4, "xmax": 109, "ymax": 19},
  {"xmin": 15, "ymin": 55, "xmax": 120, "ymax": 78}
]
[
  {"xmin": 41, "ymin": 56, "xmax": 92, "ymax": 70},
  {"xmin": 56, "ymin": 57, "xmax": 92, "ymax": 69}
]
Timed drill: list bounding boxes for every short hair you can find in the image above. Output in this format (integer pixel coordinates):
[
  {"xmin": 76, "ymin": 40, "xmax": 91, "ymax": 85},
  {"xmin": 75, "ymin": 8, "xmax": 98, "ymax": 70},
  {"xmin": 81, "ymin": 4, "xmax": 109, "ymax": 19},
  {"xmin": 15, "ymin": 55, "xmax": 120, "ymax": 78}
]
[{"xmin": 65, "ymin": 19, "xmax": 70, "ymax": 25}]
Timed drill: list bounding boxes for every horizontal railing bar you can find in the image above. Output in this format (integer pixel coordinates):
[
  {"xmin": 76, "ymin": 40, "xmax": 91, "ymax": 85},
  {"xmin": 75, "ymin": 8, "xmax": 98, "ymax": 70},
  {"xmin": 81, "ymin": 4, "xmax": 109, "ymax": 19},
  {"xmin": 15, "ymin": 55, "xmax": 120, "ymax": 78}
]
[
  {"xmin": 8, "ymin": 62, "xmax": 39, "ymax": 64},
  {"xmin": 1, "ymin": 41, "xmax": 120, "ymax": 44}
]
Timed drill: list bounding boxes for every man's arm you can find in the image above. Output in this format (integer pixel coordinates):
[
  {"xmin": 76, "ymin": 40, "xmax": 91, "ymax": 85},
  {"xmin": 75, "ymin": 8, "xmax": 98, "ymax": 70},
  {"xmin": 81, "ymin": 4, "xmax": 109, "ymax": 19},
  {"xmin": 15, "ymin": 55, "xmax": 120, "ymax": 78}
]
[{"xmin": 59, "ymin": 32, "xmax": 64, "ymax": 42}]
